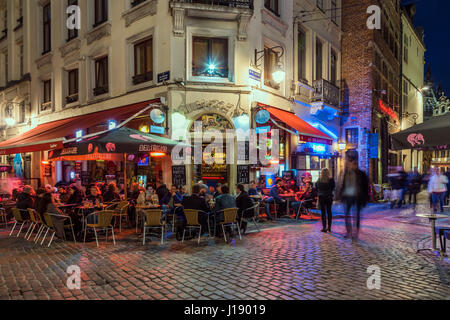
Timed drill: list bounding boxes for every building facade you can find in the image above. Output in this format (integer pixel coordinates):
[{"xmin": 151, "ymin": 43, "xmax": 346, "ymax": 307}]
[
  {"xmin": 342, "ymin": 0, "xmax": 402, "ymax": 183},
  {"xmin": 400, "ymin": 4, "xmax": 425, "ymax": 172},
  {"xmin": 0, "ymin": 0, "xmax": 344, "ymax": 191}
]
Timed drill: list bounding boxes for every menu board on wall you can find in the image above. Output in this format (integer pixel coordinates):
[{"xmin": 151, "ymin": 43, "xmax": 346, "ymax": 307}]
[
  {"xmin": 172, "ymin": 165, "xmax": 186, "ymax": 187},
  {"xmin": 237, "ymin": 165, "xmax": 250, "ymax": 184}
]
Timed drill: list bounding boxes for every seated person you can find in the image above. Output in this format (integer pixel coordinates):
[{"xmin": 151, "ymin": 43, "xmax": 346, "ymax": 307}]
[
  {"xmin": 103, "ymin": 182, "xmax": 121, "ymax": 203},
  {"xmin": 16, "ymin": 186, "xmax": 35, "ymax": 219},
  {"xmin": 291, "ymin": 184, "xmax": 318, "ymax": 215},
  {"xmin": 181, "ymin": 184, "xmax": 210, "ymax": 234},
  {"xmin": 214, "ymin": 185, "xmax": 236, "ymax": 220},
  {"xmin": 57, "ymin": 186, "xmax": 70, "ymax": 203},
  {"xmin": 264, "ymin": 179, "xmax": 286, "ymax": 221},
  {"xmin": 248, "ymin": 181, "xmax": 261, "ymax": 197},
  {"xmin": 86, "ymin": 186, "xmax": 103, "ymax": 207},
  {"xmin": 235, "ymin": 184, "xmax": 255, "ymax": 234},
  {"xmin": 67, "ymin": 185, "xmax": 83, "ymax": 205}
]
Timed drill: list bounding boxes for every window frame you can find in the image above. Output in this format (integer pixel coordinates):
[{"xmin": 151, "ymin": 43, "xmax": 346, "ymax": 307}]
[
  {"xmin": 315, "ymin": 38, "xmax": 323, "ymax": 81},
  {"xmin": 67, "ymin": 0, "xmax": 78, "ymax": 42},
  {"xmin": 133, "ymin": 37, "xmax": 153, "ymax": 85},
  {"xmin": 330, "ymin": 48, "xmax": 337, "ymax": 86},
  {"xmin": 42, "ymin": 3, "xmax": 51, "ymax": 54},
  {"xmin": 67, "ymin": 68, "xmax": 79, "ymax": 103},
  {"xmin": 192, "ymin": 36, "xmax": 229, "ymax": 79},
  {"xmin": 345, "ymin": 128, "xmax": 359, "ymax": 147},
  {"xmin": 264, "ymin": 0, "xmax": 280, "ymax": 16},
  {"xmin": 94, "ymin": 0, "xmax": 108, "ymax": 28},
  {"xmin": 297, "ymin": 27, "xmax": 307, "ymax": 83},
  {"xmin": 94, "ymin": 56, "xmax": 109, "ymax": 96}
]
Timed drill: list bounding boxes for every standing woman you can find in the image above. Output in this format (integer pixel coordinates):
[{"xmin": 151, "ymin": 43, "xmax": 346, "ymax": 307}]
[{"xmin": 316, "ymin": 168, "xmax": 335, "ymax": 233}]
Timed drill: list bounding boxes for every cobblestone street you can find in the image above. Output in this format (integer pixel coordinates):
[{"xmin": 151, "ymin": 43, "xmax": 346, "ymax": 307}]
[{"xmin": 0, "ymin": 204, "xmax": 449, "ymax": 300}]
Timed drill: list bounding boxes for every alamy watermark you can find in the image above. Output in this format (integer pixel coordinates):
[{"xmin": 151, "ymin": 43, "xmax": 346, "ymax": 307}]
[
  {"xmin": 367, "ymin": 5, "xmax": 381, "ymax": 30},
  {"xmin": 66, "ymin": 265, "xmax": 81, "ymax": 290},
  {"xmin": 366, "ymin": 265, "xmax": 381, "ymax": 290}
]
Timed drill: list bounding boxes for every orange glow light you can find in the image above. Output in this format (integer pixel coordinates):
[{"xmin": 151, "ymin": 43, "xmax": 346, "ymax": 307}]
[
  {"xmin": 41, "ymin": 161, "xmax": 50, "ymax": 165},
  {"xmin": 150, "ymin": 152, "xmax": 165, "ymax": 157}
]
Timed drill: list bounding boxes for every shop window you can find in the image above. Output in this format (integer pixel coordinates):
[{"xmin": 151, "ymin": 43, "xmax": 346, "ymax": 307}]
[
  {"xmin": 67, "ymin": 0, "xmax": 78, "ymax": 41},
  {"xmin": 265, "ymin": 0, "xmax": 279, "ymax": 16},
  {"xmin": 192, "ymin": 37, "xmax": 228, "ymax": 78},
  {"xmin": 43, "ymin": 3, "xmax": 51, "ymax": 54},
  {"xmin": 67, "ymin": 69, "xmax": 79, "ymax": 103},
  {"xmin": 345, "ymin": 128, "xmax": 359, "ymax": 147},
  {"xmin": 133, "ymin": 37, "xmax": 153, "ymax": 85},
  {"xmin": 94, "ymin": 56, "xmax": 108, "ymax": 96}
]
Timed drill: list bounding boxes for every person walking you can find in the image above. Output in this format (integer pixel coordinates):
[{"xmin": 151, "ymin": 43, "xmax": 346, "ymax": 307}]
[
  {"xmin": 428, "ymin": 168, "xmax": 448, "ymax": 213},
  {"xmin": 407, "ymin": 168, "xmax": 422, "ymax": 206},
  {"xmin": 338, "ymin": 150, "xmax": 369, "ymax": 240},
  {"xmin": 316, "ymin": 168, "xmax": 335, "ymax": 233}
]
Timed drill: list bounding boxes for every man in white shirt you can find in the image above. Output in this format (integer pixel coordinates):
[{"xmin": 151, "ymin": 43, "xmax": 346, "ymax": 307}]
[{"xmin": 428, "ymin": 168, "xmax": 448, "ymax": 213}]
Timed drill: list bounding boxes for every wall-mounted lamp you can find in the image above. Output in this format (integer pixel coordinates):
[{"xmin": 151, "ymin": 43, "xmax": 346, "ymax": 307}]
[{"xmin": 254, "ymin": 46, "xmax": 285, "ymax": 84}]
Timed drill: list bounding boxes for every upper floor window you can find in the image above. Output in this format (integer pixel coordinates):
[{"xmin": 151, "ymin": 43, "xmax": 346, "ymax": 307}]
[
  {"xmin": 403, "ymin": 35, "xmax": 408, "ymax": 64},
  {"xmin": 41, "ymin": 79, "xmax": 52, "ymax": 112},
  {"xmin": 315, "ymin": 39, "xmax": 323, "ymax": 80},
  {"xmin": 43, "ymin": 3, "xmax": 51, "ymax": 54},
  {"xmin": 4, "ymin": 51, "xmax": 8, "ymax": 84},
  {"xmin": 133, "ymin": 38, "xmax": 153, "ymax": 85},
  {"xmin": 94, "ymin": 0, "xmax": 108, "ymax": 27},
  {"xmin": 18, "ymin": 43, "xmax": 23, "ymax": 77},
  {"xmin": 317, "ymin": 0, "xmax": 324, "ymax": 11},
  {"xmin": 331, "ymin": 0, "xmax": 337, "ymax": 23},
  {"xmin": 94, "ymin": 56, "xmax": 108, "ymax": 95},
  {"xmin": 67, "ymin": 69, "xmax": 79, "ymax": 103},
  {"xmin": 265, "ymin": 0, "xmax": 279, "ymax": 16},
  {"xmin": 298, "ymin": 28, "xmax": 306, "ymax": 82},
  {"xmin": 131, "ymin": 0, "xmax": 146, "ymax": 7},
  {"xmin": 16, "ymin": 0, "xmax": 23, "ymax": 27},
  {"xmin": 67, "ymin": 0, "xmax": 78, "ymax": 41},
  {"xmin": 331, "ymin": 49, "xmax": 337, "ymax": 86},
  {"xmin": 345, "ymin": 128, "xmax": 359, "ymax": 147},
  {"xmin": 192, "ymin": 37, "xmax": 228, "ymax": 79},
  {"xmin": 1, "ymin": 7, "xmax": 7, "ymax": 38}
]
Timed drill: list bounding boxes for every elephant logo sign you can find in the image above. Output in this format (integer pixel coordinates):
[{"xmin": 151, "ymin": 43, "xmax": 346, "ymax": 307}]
[
  {"xmin": 105, "ymin": 143, "xmax": 116, "ymax": 152},
  {"xmin": 407, "ymin": 134, "xmax": 425, "ymax": 147}
]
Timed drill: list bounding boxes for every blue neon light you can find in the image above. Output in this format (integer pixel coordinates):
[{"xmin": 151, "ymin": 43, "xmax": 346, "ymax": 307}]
[{"xmin": 311, "ymin": 143, "xmax": 326, "ymax": 153}]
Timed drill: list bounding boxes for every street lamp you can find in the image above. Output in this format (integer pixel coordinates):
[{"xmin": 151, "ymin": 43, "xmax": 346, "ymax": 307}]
[{"xmin": 254, "ymin": 46, "xmax": 285, "ymax": 84}]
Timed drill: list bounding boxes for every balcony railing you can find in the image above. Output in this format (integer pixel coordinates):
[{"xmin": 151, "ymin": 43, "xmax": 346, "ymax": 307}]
[
  {"xmin": 312, "ymin": 79, "xmax": 340, "ymax": 108},
  {"xmin": 172, "ymin": 0, "xmax": 253, "ymax": 9}
]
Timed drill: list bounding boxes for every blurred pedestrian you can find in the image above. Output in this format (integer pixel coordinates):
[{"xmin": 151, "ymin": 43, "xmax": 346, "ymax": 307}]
[
  {"xmin": 338, "ymin": 150, "xmax": 369, "ymax": 240},
  {"xmin": 407, "ymin": 168, "xmax": 422, "ymax": 206},
  {"xmin": 428, "ymin": 168, "xmax": 448, "ymax": 213},
  {"xmin": 316, "ymin": 168, "xmax": 335, "ymax": 233}
]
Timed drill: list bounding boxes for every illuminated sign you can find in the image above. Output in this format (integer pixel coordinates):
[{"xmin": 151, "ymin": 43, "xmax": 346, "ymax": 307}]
[
  {"xmin": 379, "ymin": 100, "xmax": 398, "ymax": 121},
  {"xmin": 312, "ymin": 143, "xmax": 326, "ymax": 153},
  {"xmin": 138, "ymin": 157, "xmax": 149, "ymax": 166}
]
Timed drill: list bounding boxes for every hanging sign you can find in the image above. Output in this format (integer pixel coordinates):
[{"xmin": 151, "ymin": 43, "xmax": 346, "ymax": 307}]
[
  {"xmin": 379, "ymin": 100, "xmax": 398, "ymax": 121},
  {"xmin": 157, "ymin": 71, "xmax": 170, "ymax": 83}
]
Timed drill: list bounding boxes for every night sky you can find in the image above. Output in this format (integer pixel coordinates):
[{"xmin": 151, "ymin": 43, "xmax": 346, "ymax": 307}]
[{"xmin": 404, "ymin": 0, "xmax": 450, "ymax": 93}]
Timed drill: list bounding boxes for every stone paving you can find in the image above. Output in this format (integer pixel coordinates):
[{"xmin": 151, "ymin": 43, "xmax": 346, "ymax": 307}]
[{"xmin": 0, "ymin": 204, "xmax": 449, "ymax": 300}]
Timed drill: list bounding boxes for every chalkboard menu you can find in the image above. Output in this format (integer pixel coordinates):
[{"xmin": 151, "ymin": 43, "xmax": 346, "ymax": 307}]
[
  {"xmin": 237, "ymin": 141, "xmax": 249, "ymax": 162},
  {"xmin": 237, "ymin": 165, "xmax": 250, "ymax": 184},
  {"xmin": 282, "ymin": 171, "xmax": 293, "ymax": 180},
  {"xmin": 172, "ymin": 165, "xmax": 186, "ymax": 187}
]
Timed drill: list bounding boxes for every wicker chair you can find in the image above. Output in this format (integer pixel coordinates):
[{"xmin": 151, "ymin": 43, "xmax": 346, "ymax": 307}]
[
  {"xmin": 9, "ymin": 208, "xmax": 30, "ymax": 237},
  {"xmin": 219, "ymin": 208, "xmax": 242, "ymax": 243},
  {"xmin": 25, "ymin": 209, "xmax": 42, "ymax": 241},
  {"xmin": 113, "ymin": 201, "xmax": 130, "ymax": 232},
  {"xmin": 142, "ymin": 209, "xmax": 165, "ymax": 245},
  {"xmin": 0, "ymin": 207, "xmax": 8, "ymax": 229},
  {"xmin": 240, "ymin": 203, "xmax": 261, "ymax": 233},
  {"xmin": 40, "ymin": 213, "xmax": 57, "ymax": 247},
  {"xmin": 84, "ymin": 210, "xmax": 116, "ymax": 247},
  {"xmin": 46, "ymin": 213, "xmax": 77, "ymax": 244},
  {"xmin": 182, "ymin": 209, "xmax": 205, "ymax": 245}
]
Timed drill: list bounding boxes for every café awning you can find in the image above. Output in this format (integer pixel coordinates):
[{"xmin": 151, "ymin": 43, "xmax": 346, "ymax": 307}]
[
  {"xmin": 0, "ymin": 99, "xmax": 161, "ymax": 155},
  {"xmin": 262, "ymin": 105, "xmax": 333, "ymax": 145},
  {"xmin": 48, "ymin": 127, "xmax": 182, "ymax": 161},
  {"xmin": 391, "ymin": 113, "xmax": 450, "ymax": 150}
]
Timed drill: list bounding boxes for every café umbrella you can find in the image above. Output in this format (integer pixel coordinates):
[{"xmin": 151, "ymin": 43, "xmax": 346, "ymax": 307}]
[
  {"xmin": 391, "ymin": 113, "xmax": 450, "ymax": 150},
  {"xmin": 48, "ymin": 127, "xmax": 188, "ymax": 198}
]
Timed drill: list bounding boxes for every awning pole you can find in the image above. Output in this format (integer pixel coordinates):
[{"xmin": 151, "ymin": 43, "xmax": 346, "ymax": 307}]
[{"xmin": 123, "ymin": 153, "xmax": 128, "ymax": 200}]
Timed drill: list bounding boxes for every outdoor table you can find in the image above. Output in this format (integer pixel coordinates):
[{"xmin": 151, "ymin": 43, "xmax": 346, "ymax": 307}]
[
  {"xmin": 279, "ymin": 193, "xmax": 296, "ymax": 216},
  {"xmin": 416, "ymin": 213, "xmax": 449, "ymax": 252}
]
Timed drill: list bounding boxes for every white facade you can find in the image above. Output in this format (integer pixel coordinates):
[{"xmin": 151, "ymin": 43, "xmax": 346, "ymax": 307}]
[{"xmin": 400, "ymin": 11, "xmax": 425, "ymax": 172}]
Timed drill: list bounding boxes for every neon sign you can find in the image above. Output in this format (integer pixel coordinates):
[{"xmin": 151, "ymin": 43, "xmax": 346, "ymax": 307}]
[
  {"xmin": 379, "ymin": 100, "xmax": 398, "ymax": 121},
  {"xmin": 312, "ymin": 143, "xmax": 326, "ymax": 153}
]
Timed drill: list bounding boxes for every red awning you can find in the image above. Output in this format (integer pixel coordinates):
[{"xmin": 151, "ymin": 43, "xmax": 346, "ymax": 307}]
[
  {"xmin": 0, "ymin": 99, "xmax": 161, "ymax": 155},
  {"xmin": 262, "ymin": 105, "xmax": 333, "ymax": 143}
]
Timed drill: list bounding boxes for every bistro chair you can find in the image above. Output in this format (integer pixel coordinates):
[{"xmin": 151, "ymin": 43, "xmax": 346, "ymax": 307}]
[
  {"xmin": 295, "ymin": 199, "xmax": 314, "ymax": 220},
  {"xmin": 40, "ymin": 213, "xmax": 57, "ymax": 247},
  {"xmin": 0, "ymin": 207, "xmax": 8, "ymax": 229},
  {"xmin": 25, "ymin": 209, "xmax": 42, "ymax": 241},
  {"xmin": 46, "ymin": 213, "xmax": 77, "ymax": 244},
  {"xmin": 182, "ymin": 209, "xmax": 205, "ymax": 245},
  {"xmin": 113, "ymin": 201, "xmax": 130, "ymax": 233},
  {"xmin": 142, "ymin": 209, "xmax": 165, "ymax": 245},
  {"xmin": 84, "ymin": 210, "xmax": 116, "ymax": 247},
  {"xmin": 240, "ymin": 204, "xmax": 261, "ymax": 233},
  {"xmin": 9, "ymin": 208, "xmax": 30, "ymax": 237},
  {"xmin": 219, "ymin": 208, "xmax": 242, "ymax": 243}
]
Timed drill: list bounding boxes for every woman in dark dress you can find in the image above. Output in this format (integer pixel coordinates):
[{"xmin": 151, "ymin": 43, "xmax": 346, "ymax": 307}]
[{"xmin": 316, "ymin": 168, "xmax": 335, "ymax": 233}]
